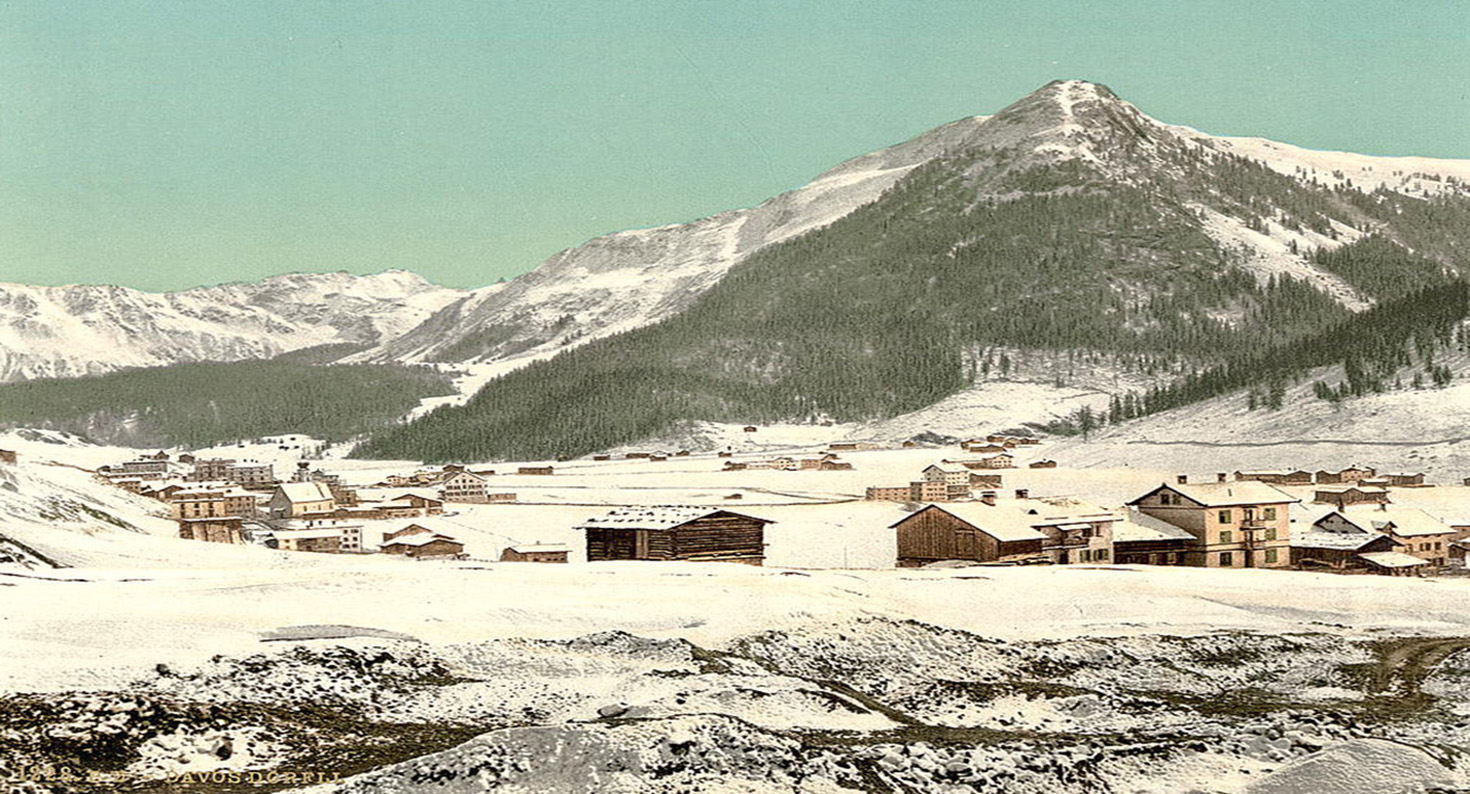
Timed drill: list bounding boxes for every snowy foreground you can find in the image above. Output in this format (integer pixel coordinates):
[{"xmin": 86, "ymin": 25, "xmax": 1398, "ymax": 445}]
[{"xmin": 3, "ymin": 434, "xmax": 1470, "ymax": 792}]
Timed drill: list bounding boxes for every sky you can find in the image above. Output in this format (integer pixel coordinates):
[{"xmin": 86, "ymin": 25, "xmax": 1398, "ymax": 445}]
[{"xmin": 1, "ymin": 1, "xmax": 1467, "ymax": 293}]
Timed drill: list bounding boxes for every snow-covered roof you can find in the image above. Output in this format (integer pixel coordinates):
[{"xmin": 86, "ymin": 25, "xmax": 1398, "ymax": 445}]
[
  {"xmin": 1314, "ymin": 485, "xmax": 1388, "ymax": 494},
  {"xmin": 575, "ymin": 506, "xmax": 772, "ymax": 532},
  {"xmin": 1291, "ymin": 530, "xmax": 1389, "ymax": 551},
  {"xmin": 391, "ymin": 489, "xmax": 443, "ymax": 502},
  {"xmin": 1114, "ymin": 509, "xmax": 1195, "ymax": 542},
  {"xmin": 382, "ymin": 533, "xmax": 461, "ymax": 548},
  {"xmin": 904, "ymin": 503, "xmax": 1047, "ymax": 543},
  {"xmin": 1358, "ymin": 551, "xmax": 1428, "ymax": 569},
  {"xmin": 275, "ymin": 482, "xmax": 334, "ymax": 503},
  {"xmin": 506, "ymin": 543, "xmax": 569, "ymax": 554},
  {"xmin": 924, "ymin": 463, "xmax": 969, "ymax": 475},
  {"xmin": 273, "ymin": 527, "xmax": 343, "ymax": 540},
  {"xmin": 1137, "ymin": 481, "xmax": 1299, "ymax": 508},
  {"xmin": 1337, "ymin": 506, "xmax": 1452, "ymax": 537}
]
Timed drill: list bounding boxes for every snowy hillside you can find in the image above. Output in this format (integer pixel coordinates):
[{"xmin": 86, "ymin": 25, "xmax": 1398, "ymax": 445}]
[
  {"xmin": 356, "ymin": 81, "xmax": 1470, "ymax": 374},
  {"xmin": 0, "ymin": 270, "xmax": 465, "ymax": 382},
  {"xmin": 348, "ymin": 116, "xmax": 998, "ymax": 369},
  {"xmin": 1047, "ymin": 347, "xmax": 1470, "ymax": 480}
]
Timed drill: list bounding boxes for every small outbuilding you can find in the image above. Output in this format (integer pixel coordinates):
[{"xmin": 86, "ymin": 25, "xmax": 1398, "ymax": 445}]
[
  {"xmin": 575, "ymin": 506, "xmax": 771, "ymax": 565},
  {"xmin": 500, "ymin": 543, "xmax": 569, "ymax": 563}
]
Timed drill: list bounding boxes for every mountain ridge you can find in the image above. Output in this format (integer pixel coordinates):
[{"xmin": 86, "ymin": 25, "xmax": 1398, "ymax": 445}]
[{"xmin": 352, "ymin": 80, "xmax": 1470, "ymax": 461}]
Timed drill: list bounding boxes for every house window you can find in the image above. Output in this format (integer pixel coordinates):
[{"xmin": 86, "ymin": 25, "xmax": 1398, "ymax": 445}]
[
  {"xmin": 1219, "ymin": 552, "xmax": 1234, "ymax": 566},
  {"xmin": 1263, "ymin": 507, "xmax": 1277, "ymax": 521},
  {"xmin": 1096, "ymin": 549, "xmax": 1109, "ymax": 561},
  {"xmin": 1218, "ymin": 510, "xmax": 1232, "ymax": 524},
  {"xmin": 1264, "ymin": 528, "xmax": 1278, "ymax": 541},
  {"xmin": 1264, "ymin": 549, "xmax": 1278, "ymax": 564},
  {"xmin": 1219, "ymin": 530, "xmax": 1233, "ymax": 544}
]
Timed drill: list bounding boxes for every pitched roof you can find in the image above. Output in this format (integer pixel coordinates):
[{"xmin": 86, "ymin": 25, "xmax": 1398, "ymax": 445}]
[
  {"xmin": 276, "ymin": 482, "xmax": 334, "ymax": 503},
  {"xmin": 1358, "ymin": 551, "xmax": 1429, "ymax": 569},
  {"xmin": 1314, "ymin": 485, "xmax": 1389, "ymax": 495},
  {"xmin": 575, "ymin": 506, "xmax": 773, "ymax": 532},
  {"xmin": 1130, "ymin": 481, "xmax": 1299, "ymax": 508},
  {"xmin": 506, "ymin": 543, "xmax": 569, "ymax": 554},
  {"xmin": 383, "ymin": 533, "xmax": 461, "ymax": 548},
  {"xmin": 1114, "ymin": 508, "xmax": 1196, "ymax": 542},
  {"xmin": 1332, "ymin": 506, "xmax": 1452, "ymax": 537},
  {"xmin": 1291, "ymin": 530, "xmax": 1392, "ymax": 551},
  {"xmin": 897, "ymin": 503, "xmax": 1047, "ymax": 543}
]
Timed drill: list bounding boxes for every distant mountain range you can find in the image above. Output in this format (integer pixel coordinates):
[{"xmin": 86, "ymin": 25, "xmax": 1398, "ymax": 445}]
[
  {"xmin": 5, "ymin": 80, "xmax": 1470, "ymax": 458},
  {"xmin": 0, "ymin": 270, "xmax": 464, "ymax": 382}
]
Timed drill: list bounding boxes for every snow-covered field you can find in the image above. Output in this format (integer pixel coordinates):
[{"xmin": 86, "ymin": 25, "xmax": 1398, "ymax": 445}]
[{"xmin": 4, "ymin": 429, "xmax": 1470, "ymax": 793}]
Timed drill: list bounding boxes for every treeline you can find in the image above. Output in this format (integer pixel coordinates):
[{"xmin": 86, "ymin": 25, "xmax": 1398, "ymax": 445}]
[
  {"xmin": 1051, "ymin": 278, "xmax": 1470, "ymax": 431},
  {"xmin": 0, "ymin": 360, "xmax": 453, "ymax": 448}
]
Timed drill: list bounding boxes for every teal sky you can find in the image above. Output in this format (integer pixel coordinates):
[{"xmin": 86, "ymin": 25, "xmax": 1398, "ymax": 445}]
[{"xmin": 2, "ymin": 1, "xmax": 1467, "ymax": 292}]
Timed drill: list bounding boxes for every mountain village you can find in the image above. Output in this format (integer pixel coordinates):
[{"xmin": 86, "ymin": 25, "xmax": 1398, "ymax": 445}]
[
  {"xmin": 54, "ymin": 428, "xmax": 1469, "ymax": 578},
  {"xmin": 4, "ymin": 70, "xmax": 1470, "ymax": 792}
]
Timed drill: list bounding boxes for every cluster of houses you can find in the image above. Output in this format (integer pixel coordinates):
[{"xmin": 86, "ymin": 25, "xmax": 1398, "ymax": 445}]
[
  {"xmin": 377, "ymin": 464, "xmax": 518, "ymax": 503},
  {"xmin": 724, "ymin": 453, "xmax": 854, "ymax": 472},
  {"xmin": 75, "ymin": 442, "xmax": 1470, "ymax": 577},
  {"xmin": 559, "ymin": 474, "xmax": 1466, "ymax": 575},
  {"xmin": 94, "ymin": 452, "xmax": 497, "ymax": 560},
  {"xmin": 889, "ymin": 474, "xmax": 1467, "ymax": 575},
  {"xmin": 866, "ymin": 462, "xmax": 1005, "ymax": 503}
]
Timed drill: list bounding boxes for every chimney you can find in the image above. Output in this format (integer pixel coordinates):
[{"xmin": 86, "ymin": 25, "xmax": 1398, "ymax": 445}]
[
  {"xmin": 1177, "ymin": 474, "xmax": 1189, "ymax": 485},
  {"xmin": 1015, "ymin": 488, "xmax": 1029, "ymax": 500},
  {"xmin": 980, "ymin": 490, "xmax": 997, "ymax": 506},
  {"xmin": 1217, "ymin": 472, "xmax": 1227, "ymax": 483}
]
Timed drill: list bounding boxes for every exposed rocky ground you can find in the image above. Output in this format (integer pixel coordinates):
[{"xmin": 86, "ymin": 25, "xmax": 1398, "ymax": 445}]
[{"xmin": 2, "ymin": 618, "xmax": 1468, "ymax": 793}]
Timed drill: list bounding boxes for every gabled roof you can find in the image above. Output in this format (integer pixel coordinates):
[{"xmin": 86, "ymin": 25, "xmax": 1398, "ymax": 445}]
[
  {"xmin": 1330, "ymin": 506, "xmax": 1452, "ymax": 537},
  {"xmin": 1114, "ymin": 508, "xmax": 1196, "ymax": 542},
  {"xmin": 275, "ymin": 482, "xmax": 334, "ymax": 503},
  {"xmin": 575, "ymin": 506, "xmax": 773, "ymax": 532},
  {"xmin": 506, "ymin": 542, "xmax": 568, "ymax": 553},
  {"xmin": 923, "ymin": 463, "xmax": 970, "ymax": 475},
  {"xmin": 893, "ymin": 503, "xmax": 1047, "ymax": 543},
  {"xmin": 1358, "ymin": 551, "xmax": 1428, "ymax": 569},
  {"xmin": 383, "ymin": 533, "xmax": 461, "ymax": 548},
  {"xmin": 1128, "ymin": 481, "xmax": 1299, "ymax": 508},
  {"xmin": 1291, "ymin": 530, "xmax": 1393, "ymax": 551}
]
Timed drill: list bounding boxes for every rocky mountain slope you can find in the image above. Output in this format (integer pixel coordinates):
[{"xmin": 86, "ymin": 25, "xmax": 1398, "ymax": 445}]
[{"xmin": 0, "ymin": 270, "xmax": 465, "ymax": 382}]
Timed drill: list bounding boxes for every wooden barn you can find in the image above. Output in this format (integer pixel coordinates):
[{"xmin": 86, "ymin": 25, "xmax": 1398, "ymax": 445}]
[
  {"xmin": 500, "ymin": 543, "xmax": 569, "ymax": 563},
  {"xmin": 1290, "ymin": 529, "xmax": 1401, "ymax": 572},
  {"xmin": 576, "ymin": 507, "xmax": 771, "ymax": 565},
  {"xmin": 1381, "ymin": 472, "xmax": 1427, "ymax": 487},
  {"xmin": 517, "ymin": 466, "xmax": 555, "ymax": 476},
  {"xmin": 1313, "ymin": 485, "xmax": 1390, "ymax": 509},
  {"xmin": 889, "ymin": 504, "xmax": 1046, "ymax": 568},
  {"xmin": 0, "ymin": 449, "xmax": 16, "ymax": 465},
  {"xmin": 380, "ymin": 524, "xmax": 465, "ymax": 560}
]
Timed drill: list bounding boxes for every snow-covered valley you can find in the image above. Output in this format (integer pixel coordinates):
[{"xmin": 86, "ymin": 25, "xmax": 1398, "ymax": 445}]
[{"xmin": 4, "ymin": 430, "xmax": 1470, "ymax": 793}]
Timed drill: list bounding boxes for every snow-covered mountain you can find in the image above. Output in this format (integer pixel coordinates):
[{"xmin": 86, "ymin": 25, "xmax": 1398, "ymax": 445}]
[
  {"xmin": 355, "ymin": 80, "xmax": 1470, "ymax": 461},
  {"xmin": 354, "ymin": 80, "xmax": 1470, "ymax": 372},
  {"xmin": 347, "ymin": 115, "xmax": 1001, "ymax": 369},
  {"xmin": 0, "ymin": 270, "xmax": 466, "ymax": 382}
]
